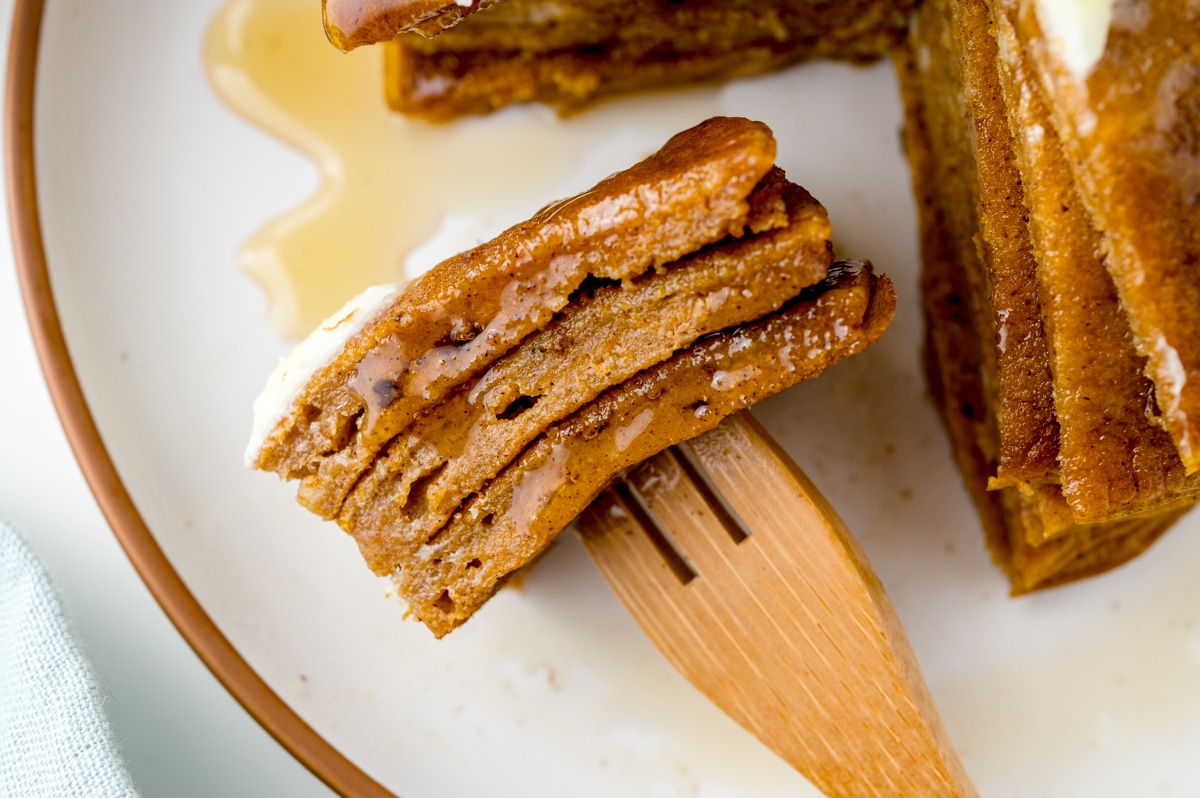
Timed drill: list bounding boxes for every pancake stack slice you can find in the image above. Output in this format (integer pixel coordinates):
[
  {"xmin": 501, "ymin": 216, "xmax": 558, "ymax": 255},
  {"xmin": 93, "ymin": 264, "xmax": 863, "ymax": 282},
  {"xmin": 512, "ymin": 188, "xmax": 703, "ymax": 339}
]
[
  {"xmin": 247, "ymin": 117, "xmax": 896, "ymax": 635},
  {"xmin": 899, "ymin": 0, "xmax": 1200, "ymax": 591},
  {"xmin": 378, "ymin": 0, "xmax": 921, "ymax": 120}
]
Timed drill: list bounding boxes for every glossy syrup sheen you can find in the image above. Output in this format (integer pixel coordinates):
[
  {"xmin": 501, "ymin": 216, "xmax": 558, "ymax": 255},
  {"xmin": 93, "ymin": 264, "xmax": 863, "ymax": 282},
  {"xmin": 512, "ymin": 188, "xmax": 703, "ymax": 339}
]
[{"xmin": 204, "ymin": 0, "xmax": 727, "ymax": 340}]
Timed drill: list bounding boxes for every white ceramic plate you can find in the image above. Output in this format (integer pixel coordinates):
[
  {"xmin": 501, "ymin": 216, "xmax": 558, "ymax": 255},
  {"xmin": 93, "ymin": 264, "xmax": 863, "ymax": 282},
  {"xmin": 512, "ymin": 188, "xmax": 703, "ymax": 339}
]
[{"xmin": 17, "ymin": 0, "xmax": 1200, "ymax": 795}]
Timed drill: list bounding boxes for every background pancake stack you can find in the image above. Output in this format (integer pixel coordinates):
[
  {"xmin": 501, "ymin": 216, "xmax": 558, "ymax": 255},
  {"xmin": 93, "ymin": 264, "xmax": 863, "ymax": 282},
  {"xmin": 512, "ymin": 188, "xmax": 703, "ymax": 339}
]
[
  {"xmin": 378, "ymin": 0, "xmax": 921, "ymax": 119},
  {"xmin": 899, "ymin": 0, "xmax": 1200, "ymax": 591},
  {"xmin": 322, "ymin": 0, "xmax": 920, "ymax": 120}
]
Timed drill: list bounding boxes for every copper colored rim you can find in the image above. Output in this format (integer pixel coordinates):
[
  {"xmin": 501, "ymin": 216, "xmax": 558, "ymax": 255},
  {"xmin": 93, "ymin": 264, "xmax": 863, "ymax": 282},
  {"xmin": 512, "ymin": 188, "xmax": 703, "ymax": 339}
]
[{"xmin": 4, "ymin": 2, "xmax": 393, "ymax": 795}]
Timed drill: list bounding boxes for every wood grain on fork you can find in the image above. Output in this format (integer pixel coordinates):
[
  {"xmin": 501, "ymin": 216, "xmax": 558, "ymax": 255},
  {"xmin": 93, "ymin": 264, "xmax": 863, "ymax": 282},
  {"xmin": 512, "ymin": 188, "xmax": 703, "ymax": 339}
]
[{"xmin": 578, "ymin": 410, "xmax": 977, "ymax": 798}]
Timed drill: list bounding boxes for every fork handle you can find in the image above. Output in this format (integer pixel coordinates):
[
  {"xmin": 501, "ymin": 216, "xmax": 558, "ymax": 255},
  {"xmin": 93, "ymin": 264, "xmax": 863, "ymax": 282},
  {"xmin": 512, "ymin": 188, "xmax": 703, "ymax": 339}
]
[{"xmin": 580, "ymin": 410, "xmax": 978, "ymax": 798}]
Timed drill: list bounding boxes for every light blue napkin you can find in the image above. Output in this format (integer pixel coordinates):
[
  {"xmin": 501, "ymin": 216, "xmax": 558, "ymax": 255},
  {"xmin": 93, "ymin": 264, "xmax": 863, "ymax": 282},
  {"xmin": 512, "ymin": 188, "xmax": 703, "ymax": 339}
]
[{"xmin": 0, "ymin": 518, "xmax": 139, "ymax": 797}]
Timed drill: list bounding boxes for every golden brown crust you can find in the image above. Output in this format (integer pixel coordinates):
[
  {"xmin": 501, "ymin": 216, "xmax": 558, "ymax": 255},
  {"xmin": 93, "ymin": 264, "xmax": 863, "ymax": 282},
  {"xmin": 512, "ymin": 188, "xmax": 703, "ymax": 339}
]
[
  {"xmin": 252, "ymin": 117, "xmax": 778, "ymax": 518},
  {"xmin": 398, "ymin": 264, "xmax": 896, "ymax": 637},
  {"xmin": 1012, "ymin": 0, "xmax": 1200, "ymax": 472},
  {"xmin": 950, "ymin": 0, "xmax": 1060, "ymax": 488},
  {"xmin": 902, "ymin": 0, "xmax": 1070, "ymax": 578}
]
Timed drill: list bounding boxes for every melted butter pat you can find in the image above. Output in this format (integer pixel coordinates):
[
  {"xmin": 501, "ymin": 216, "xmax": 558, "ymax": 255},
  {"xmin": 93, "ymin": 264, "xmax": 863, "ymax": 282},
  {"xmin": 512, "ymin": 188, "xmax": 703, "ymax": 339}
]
[
  {"xmin": 245, "ymin": 283, "xmax": 401, "ymax": 463},
  {"xmin": 205, "ymin": 0, "xmax": 724, "ymax": 340},
  {"xmin": 1034, "ymin": 0, "xmax": 1116, "ymax": 82}
]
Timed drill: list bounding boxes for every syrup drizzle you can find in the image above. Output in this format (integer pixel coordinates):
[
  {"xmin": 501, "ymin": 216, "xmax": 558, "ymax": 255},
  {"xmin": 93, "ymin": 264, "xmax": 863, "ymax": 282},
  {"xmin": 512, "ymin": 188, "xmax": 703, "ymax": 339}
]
[{"xmin": 204, "ymin": 0, "xmax": 724, "ymax": 339}]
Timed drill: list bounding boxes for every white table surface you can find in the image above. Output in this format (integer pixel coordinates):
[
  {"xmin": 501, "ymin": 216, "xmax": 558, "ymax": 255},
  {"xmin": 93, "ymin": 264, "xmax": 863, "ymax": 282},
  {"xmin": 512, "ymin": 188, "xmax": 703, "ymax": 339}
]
[{"xmin": 0, "ymin": 2, "xmax": 335, "ymax": 793}]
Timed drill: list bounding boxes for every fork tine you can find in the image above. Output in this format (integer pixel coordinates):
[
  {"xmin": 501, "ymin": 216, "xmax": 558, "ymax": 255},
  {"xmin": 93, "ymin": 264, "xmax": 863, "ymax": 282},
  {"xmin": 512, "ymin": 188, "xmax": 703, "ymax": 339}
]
[
  {"xmin": 623, "ymin": 448, "xmax": 750, "ymax": 576},
  {"xmin": 577, "ymin": 474, "xmax": 693, "ymax": 600},
  {"xmin": 686, "ymin": 411, "xmax": 851, "ymax": 551}
]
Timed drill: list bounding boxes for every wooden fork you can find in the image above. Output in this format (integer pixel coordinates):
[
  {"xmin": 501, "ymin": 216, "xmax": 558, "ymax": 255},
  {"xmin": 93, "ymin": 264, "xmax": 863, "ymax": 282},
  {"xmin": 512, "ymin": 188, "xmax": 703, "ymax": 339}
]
[{"xmin": 576, "ymin": 410, "xmax": 977, "ymax": 798}]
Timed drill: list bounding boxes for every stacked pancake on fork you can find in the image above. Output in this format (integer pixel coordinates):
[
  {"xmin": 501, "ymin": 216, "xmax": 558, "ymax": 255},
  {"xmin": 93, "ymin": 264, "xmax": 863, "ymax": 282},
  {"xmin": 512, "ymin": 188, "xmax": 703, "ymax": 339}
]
[{"xmin": 246, "ymin": 117, "xmax": 896, "ymax": 635}]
